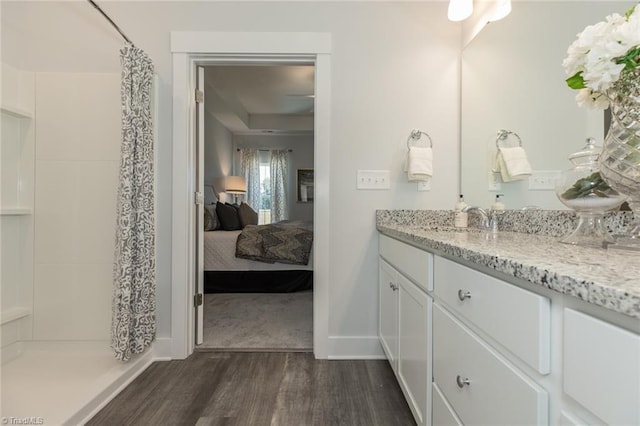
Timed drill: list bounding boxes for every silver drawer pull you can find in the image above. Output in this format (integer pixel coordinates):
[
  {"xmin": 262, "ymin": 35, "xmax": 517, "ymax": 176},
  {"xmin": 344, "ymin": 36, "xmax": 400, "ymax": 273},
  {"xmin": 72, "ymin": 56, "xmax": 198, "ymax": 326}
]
[
  {"xmin": 457, "ymin": 289, "xmax": 472, "ymax": 301},
  {"xmin": 456, "ymin": 375, "xmax": 470, "ymax": 388},
  {"xmin": 389, "ymin": 282, "xmax": 398, "ymax": 291}
]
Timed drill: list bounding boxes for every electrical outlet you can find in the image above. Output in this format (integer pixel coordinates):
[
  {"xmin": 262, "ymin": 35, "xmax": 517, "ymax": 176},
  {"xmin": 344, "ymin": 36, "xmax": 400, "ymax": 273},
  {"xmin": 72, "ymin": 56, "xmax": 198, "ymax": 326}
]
[
  {"xmin": 417, "ymin": 180, "xmax": 431, "ymax": 191},
  {"xmin": 488, "ymin": 171, "xmax": 502, "ymax": 191},
  {"xmin": 356, "ymin": 170, "xmax": 391, "ymax": 189},
  {"xmin": 529, "ymin": 170, "xmax": 561, "ymax": 190}
]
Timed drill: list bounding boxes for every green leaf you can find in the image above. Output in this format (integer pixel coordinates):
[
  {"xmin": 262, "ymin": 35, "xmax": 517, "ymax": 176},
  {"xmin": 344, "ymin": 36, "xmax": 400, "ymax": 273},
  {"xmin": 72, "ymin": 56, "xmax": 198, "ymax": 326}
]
[
  {"xmin": 615, "ymin": 45, "xmax": 640, "ymax": 71},
  {"xmin": 566, "ymin": 72, "xmax": 585, "ymax": 90},
  {"xmin": 625, "ymin": 4, "xmax": 637, "ymax": 20}
]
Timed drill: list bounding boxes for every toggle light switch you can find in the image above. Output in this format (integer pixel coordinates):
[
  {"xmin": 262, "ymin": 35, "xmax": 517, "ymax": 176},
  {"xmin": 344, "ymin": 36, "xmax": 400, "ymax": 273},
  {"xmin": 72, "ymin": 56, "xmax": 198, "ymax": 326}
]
[{"xmin": 357, "ymin": 170, "xmax": 391, "ymax": 189}]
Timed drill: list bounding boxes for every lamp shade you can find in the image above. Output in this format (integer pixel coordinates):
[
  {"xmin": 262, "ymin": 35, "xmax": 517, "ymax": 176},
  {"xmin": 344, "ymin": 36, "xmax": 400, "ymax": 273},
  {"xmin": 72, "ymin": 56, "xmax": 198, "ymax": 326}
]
[{"xmin": 225, "ymin": 176, "xmax": 247, "ymax": 194}]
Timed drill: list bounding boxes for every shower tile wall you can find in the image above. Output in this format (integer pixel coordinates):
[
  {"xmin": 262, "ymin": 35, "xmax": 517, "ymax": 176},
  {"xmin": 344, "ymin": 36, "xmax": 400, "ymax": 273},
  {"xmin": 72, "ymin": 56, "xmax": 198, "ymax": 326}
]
[{"xmin": 33, "ymin": 73, "xmax": 120, "ymax": 340}]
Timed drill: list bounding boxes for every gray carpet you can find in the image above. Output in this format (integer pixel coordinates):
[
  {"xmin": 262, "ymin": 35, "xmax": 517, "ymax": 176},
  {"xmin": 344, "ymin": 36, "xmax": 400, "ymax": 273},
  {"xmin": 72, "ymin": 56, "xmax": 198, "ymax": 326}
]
[{"xmin": 200, "ymin": 292, "xmax": 313, "ymax": 351}]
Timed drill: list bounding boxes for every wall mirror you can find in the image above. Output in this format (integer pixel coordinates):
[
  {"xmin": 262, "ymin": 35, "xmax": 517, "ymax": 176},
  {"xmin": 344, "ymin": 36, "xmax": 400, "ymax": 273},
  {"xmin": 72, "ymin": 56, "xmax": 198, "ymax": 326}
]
[{"xmin": 460, "ymin": 1, "xmax": 635, "ymax": 210}]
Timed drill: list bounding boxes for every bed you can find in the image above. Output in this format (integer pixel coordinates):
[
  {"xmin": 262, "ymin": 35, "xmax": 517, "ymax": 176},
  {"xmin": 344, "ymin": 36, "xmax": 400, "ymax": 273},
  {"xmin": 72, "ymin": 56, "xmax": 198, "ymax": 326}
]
[{"xmin": 203, "ymin": 220, "xmax": 313, "ymax": 293}]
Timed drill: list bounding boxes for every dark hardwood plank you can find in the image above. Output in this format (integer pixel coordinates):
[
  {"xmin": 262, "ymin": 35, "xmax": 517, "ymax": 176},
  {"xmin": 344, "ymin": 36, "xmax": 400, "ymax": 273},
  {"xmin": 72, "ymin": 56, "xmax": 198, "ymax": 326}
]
[{"xmin": 87, "ymin": 352, "xmax": 416, "ymax": 426}]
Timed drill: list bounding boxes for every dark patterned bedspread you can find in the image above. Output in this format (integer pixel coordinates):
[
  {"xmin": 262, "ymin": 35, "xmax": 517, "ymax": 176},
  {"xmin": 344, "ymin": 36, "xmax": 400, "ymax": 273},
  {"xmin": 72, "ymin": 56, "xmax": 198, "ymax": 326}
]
[{"xmin": 235, "ymin": 220, "xmax": 313, "ymax": 265}]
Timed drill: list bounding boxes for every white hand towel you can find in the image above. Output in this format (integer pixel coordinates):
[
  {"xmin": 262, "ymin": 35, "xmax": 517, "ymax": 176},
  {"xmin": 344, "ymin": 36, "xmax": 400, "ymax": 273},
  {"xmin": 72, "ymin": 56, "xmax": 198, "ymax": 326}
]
[
  {"xmin": 405, "ymin": 147, "xmax": 432, "ymax": 182},
  {"xmin": 494, "ymin": 147, "xmax": 532, "ymax": 182}
]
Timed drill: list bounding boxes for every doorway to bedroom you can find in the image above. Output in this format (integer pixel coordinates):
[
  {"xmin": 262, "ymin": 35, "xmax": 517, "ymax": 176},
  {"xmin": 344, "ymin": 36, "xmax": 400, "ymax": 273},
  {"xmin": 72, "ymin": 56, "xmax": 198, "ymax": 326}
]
[{"xmin": 198, "ymin": 64, "xmax": 315, "ymax": 352}]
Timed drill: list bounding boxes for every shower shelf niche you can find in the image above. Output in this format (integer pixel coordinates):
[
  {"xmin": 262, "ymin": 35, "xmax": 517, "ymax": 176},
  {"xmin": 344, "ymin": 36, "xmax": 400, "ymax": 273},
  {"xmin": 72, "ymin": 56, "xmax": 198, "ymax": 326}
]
[
  {"xmin": 1, "ymin": 307, "xmax": 32, "ymax": 325},
  {"xmin": 1, "ymin": 63, "xmax": 35, "ymax": 361}
]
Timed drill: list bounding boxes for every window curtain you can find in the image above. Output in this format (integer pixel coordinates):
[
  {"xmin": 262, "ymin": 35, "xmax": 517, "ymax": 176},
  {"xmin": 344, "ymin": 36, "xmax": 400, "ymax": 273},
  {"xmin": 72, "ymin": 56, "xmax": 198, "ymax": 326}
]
[
  {"xmin": 239, "ymin": 148, "xmax": 261, "ymax": 209},
  {"xmin": 112, "ymin": 44, "xmax": 156, "ymax": 362},
  {"xmin": 270, "ymin": 150, "xmax": 290, "ymax": 222}
]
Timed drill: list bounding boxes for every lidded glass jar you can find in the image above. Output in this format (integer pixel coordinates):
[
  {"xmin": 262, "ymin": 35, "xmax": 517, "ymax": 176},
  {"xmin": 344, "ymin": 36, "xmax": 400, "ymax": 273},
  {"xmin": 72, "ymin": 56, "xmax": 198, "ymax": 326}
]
[{"xmin": 555, "ymin": 138, "xmax": 627, "ymax": 248}]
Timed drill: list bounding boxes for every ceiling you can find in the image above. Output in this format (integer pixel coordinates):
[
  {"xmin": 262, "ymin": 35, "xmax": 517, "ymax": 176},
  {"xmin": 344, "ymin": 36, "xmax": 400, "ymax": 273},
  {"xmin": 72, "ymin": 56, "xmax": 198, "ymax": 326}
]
[{"xmin": 204, "ymin": 65, "xmax": 315, "ymax": 134}]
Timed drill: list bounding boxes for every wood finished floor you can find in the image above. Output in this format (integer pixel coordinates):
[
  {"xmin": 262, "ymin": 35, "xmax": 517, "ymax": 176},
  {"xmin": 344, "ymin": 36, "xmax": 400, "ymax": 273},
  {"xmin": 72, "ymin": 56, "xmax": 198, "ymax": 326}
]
[{"xmin": 87, "ymin": 352, "xmax": 416, "ymax": 426}]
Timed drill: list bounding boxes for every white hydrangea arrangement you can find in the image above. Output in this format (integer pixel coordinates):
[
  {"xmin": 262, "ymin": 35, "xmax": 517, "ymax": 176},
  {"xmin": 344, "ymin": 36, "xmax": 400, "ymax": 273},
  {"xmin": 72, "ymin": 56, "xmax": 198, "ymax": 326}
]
[{"xmin": 563, "ymin": 3, "xmax": 640, "ymax": 109}]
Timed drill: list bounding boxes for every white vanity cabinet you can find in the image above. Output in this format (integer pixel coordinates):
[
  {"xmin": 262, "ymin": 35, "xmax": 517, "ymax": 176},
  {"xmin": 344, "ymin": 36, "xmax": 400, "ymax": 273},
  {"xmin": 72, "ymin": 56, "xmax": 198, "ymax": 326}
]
[
  {"xmin": 379, "ymin": 234, "xmax": 433, "ymax": 426},
  {"xmin": 378, "ymin": 231, "xmax": 639, "ymax": 426}
]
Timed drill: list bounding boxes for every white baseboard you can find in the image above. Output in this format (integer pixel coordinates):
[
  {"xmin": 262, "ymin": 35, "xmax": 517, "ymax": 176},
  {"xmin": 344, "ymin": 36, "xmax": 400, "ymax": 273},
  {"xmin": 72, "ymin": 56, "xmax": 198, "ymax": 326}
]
[
  {"xmin": 327, "ymin": 335, "xmax": 386, "ymax": 360},
  {"xmin": 73, "ymin": 340, "xmax": 170, "ymax": 425}
]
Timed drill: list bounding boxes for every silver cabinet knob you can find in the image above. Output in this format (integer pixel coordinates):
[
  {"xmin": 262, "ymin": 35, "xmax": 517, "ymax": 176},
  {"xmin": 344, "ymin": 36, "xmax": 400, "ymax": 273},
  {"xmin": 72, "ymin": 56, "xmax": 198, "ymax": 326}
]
[
  {"xmin": 389, "ymin": 282, "xmax": 398, "ymax": 291},
  {"xmin": 456, "ymin": 375, "xmax": 470, "ymax": 388},
  {"xmin": 457, "ymin": 289, "xmax": 471, "ymax": 301}
]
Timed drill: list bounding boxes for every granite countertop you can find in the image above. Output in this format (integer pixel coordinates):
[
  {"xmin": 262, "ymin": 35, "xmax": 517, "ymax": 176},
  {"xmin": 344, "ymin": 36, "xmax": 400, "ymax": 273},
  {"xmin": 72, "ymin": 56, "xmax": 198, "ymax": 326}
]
[{"xmin": 377, "ymin": 221, "xmax": 640, "ymax": 319}]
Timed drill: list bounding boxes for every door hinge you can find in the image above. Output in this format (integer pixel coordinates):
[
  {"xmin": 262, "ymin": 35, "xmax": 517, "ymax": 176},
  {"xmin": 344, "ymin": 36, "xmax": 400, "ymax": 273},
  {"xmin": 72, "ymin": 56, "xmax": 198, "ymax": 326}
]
[
  {"xmin": 194, "ymin": 293, "xmax": 203, "ymax": 307},
  {"xmin": 194, "ymin": 191, "xmax": 204, "ymax": 205},
  {"xmin": 195, "ymin": 90, "xmax": 204, "ymax": 104}
]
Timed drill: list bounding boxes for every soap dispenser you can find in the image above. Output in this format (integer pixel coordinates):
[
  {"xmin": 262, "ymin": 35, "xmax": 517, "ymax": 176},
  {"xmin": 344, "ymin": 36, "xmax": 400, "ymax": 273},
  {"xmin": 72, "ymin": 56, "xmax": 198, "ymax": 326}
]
[
  {"xmin": 454, "ymin": 194, "xmax": 468, "ymax": 228},
  {"xmin": 491, "ymin": 194, "xmax": 505, "ymax": 211}
]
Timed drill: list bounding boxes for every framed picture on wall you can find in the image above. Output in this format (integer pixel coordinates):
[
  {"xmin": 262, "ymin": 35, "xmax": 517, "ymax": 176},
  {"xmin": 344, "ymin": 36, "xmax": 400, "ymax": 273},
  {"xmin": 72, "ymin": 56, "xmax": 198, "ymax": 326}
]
[{"xmin": 297, "ymin": 169, "xmax": 314, "ymax": 203}]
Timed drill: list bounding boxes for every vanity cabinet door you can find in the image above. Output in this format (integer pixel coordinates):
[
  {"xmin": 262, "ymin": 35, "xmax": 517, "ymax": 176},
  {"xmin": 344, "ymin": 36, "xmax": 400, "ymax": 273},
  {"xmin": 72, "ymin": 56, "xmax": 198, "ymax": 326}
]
[
  {"xmin": 563, "ymin": 308, "xmax": 640, "ymax": 426},
  {"xmin": 433, "ymin": 304, "xmax": 548, "ymax": 426},
  {"xmin": 379, "ymin": 258, "xmax": 398, "ymax": 370},
  {"xmin": 397, "ymin": 272, "xmax": 432, "ymax": 426}
]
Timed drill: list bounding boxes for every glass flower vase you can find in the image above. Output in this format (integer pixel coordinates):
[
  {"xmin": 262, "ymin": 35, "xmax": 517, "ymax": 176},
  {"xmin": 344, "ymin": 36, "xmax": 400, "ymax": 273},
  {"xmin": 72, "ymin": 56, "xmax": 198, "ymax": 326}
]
[{"xmin": 599, "ymin": 68, "xmax": 640, "ymax": 251}]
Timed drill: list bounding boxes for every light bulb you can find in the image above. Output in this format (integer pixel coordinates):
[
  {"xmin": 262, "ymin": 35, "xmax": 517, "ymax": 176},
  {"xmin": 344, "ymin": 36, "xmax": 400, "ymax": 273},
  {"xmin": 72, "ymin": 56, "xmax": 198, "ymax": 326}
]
[{"xmin": 448, "ymin": 0, "xmax": 473, "ymax": 22}]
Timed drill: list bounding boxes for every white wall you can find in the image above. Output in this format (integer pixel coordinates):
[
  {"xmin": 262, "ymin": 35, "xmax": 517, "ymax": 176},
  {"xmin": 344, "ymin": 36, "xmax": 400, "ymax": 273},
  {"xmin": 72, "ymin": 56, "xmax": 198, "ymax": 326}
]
[
  {"xmin": 204, "ymin": 111, "xmax": 233, "ymax": 202},
  {"xmin": 2, "ymin": 1, "xmax": 460, "ymax": 353},
  {"xmin": 32, "ymin": 73, "xmax": 120, "ymax": 340},
  {"xmin": 233, "ymin": 133, "xmax": 314, "ymax": 222}
]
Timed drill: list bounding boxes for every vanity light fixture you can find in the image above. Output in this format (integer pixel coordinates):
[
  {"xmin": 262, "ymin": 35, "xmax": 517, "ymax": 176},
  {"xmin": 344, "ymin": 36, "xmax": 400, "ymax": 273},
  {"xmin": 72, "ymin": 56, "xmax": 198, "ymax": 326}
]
[
  {"xmin": 489, "ymin": 0, "xmax": 512, "ymax": 21},
  {"xmin": 448, "ymin": 0, "xmax": 473, "ymax": 22}
]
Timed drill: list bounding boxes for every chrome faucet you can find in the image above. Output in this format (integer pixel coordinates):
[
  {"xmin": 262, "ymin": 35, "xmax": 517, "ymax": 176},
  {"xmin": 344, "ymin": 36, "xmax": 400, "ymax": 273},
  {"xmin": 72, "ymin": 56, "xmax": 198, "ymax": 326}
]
[{"xmin": 462, "ymin": 206, "xmax": 499, "ymax": 232}]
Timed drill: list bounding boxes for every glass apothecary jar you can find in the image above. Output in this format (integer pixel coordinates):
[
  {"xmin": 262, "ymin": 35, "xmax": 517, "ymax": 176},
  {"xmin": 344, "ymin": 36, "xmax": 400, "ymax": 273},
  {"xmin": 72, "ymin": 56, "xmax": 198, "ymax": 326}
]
[{"xmin": 555, "ymin": 138, "xmax": 627, "ymax": 248}]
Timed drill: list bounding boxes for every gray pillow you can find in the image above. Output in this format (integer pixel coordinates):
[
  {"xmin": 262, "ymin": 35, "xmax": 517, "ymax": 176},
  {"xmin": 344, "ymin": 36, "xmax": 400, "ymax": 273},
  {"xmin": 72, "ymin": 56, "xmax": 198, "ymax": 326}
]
[
  {"xmin": 238, "ymin": 202, "xmax": 259, "ymax": 228},
  {"xmin": 216, "ymin": 202, "xmax": 242, "ymax": 231},
  {"xmin": 203, "ymin": 205, "xmax": 220, "ymax": 231}
]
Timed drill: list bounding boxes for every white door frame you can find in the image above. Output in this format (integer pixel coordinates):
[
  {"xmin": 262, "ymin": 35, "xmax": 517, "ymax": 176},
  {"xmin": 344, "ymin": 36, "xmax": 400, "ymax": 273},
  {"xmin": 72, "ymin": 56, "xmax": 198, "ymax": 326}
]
[{"xmin": 170, "ymin": 32, "xmax": 332, "ymax": 359}]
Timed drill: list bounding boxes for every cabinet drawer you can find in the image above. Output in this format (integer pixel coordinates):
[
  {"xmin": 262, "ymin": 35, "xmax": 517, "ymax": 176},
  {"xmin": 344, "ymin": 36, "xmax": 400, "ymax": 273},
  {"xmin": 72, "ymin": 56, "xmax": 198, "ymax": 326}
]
[
  {"xmin": 432, "ymin": 382, "xmax": 462, "ymax": 426},
  {"xmin": 379, "ymin": 234, "xmax": 433, "ymax": 292},
  {"xmin": 563, "ymin": 309, "xmax": 640, "ymax": 426},
  {"xmin": 434, "ymin": 256, "xmax": 550, "ymax": 374},
  {"xmin": 433, "ymin": 304, "xmax": 548, "ymax": 426}
]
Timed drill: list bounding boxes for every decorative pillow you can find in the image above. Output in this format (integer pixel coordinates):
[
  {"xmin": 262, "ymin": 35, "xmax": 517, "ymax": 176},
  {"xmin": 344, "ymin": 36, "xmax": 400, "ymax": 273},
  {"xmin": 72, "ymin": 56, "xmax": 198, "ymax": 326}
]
[
  {"xmin": 204, "ymin": 205, "xmax": 220, "ymax": 231},
  {"xmin": 238, "ymin": 202, "xmax": 259, "ymax": 228},
  {"xmin": 216, "ymin": 201, "xmax": 242, "ymax": 231}
]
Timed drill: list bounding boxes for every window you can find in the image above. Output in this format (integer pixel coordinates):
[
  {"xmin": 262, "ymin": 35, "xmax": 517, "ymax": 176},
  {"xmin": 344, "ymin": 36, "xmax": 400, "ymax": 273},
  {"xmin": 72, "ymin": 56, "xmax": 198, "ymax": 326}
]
[{"xmin": 258, "ymin": 162, "xmax": 271, "ymax": 224}]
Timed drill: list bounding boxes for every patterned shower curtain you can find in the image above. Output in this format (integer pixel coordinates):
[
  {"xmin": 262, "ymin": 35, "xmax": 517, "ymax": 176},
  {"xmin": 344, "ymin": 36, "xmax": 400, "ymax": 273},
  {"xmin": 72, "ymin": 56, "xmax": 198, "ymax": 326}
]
[
  {"xmin": 270, "ymin": 150, "xmax": 290, "ymax": 222},
  {"xmin": 112, "ymin": 44, "xmax": 155, "ymax": 362},
  {"xmin": 239, "ymin": 148, "xmax": 261, "ymax": 209}
]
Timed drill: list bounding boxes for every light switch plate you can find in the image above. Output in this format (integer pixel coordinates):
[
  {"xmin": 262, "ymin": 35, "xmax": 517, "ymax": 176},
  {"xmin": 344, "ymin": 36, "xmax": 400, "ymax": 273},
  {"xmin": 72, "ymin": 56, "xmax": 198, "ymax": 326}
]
[
  {"xmin": 529, "ymin": 170, "xmax": 561, "ymax": 190},
  {"xmin": 357, "ymin": 170, "xmax": 391, "ymax": 189}
]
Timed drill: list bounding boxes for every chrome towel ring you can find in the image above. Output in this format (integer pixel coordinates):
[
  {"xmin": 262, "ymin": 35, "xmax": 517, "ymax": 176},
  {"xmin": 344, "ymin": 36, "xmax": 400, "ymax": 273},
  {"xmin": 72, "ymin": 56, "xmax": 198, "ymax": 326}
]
[
  {"xmin": 496, "ymin": 129, "xmax": 523, "ymax": 148},
  {"xmin": 407, "ymin": 129, "xmax": 433, "ymax": 149}
]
